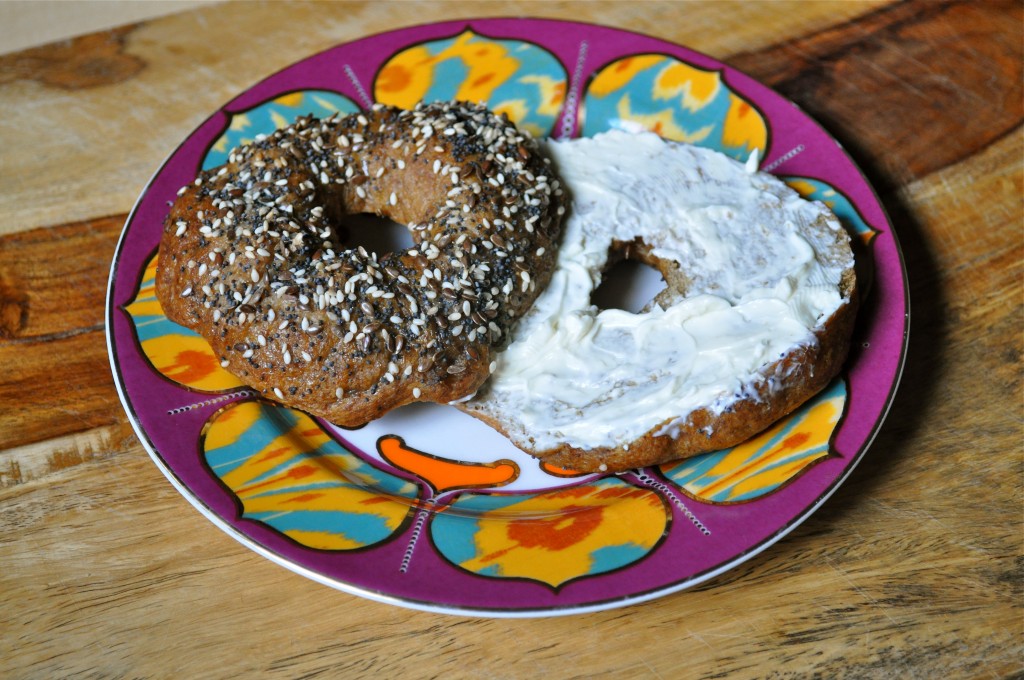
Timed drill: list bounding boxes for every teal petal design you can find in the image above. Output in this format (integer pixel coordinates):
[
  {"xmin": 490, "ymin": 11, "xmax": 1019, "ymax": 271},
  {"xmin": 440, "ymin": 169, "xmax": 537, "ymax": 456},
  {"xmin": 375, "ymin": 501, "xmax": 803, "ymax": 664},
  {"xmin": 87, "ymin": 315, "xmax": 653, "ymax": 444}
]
[
  {"xmin": 203, "ymin": 400, "xmax": 418, "ymax": 551},
  {"xmin": 374, "ymin": 30, "xmax": 567, "ymax": 137},
  {"xmin": 580, "ymin": 54, "xmax": 767, "ymax": 160},
  {"xmin": 204, "ymin": 90, "xmax": 359, "ymax": 169},
  {"xmin": 782, "ymin": 177, "xmax": 876, "ymax": 244},
  {"xmin": 429, "ymin": 477, "xmax": 668, "ymax": 588},
  {"xmin": 660, "ymin": 379, "xmax": 847, "ymax": 504}
]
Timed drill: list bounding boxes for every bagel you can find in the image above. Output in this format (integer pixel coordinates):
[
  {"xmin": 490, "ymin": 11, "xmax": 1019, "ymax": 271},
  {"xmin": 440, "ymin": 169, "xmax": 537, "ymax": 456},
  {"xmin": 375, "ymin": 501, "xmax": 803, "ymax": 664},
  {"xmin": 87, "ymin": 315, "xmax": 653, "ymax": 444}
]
[
  {"xmin": 460, "ymin": 130, "xmax": 858, "ymax": 473},
  {"xmin": 156, "ymin": 101, "xmax": 565, "ymax": 425}
]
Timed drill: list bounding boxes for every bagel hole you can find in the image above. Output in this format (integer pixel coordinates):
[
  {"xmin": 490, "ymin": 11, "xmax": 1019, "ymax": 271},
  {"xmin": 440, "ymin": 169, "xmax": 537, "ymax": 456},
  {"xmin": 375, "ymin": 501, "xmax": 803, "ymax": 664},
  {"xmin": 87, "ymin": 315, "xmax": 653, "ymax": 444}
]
[
  {"xmin": 337, "ymin": 213, "xmax": 415, "ymax": 255},
  {"xmin": 591, "ymin": 257, "xmax": 667, "ymax": 314}
]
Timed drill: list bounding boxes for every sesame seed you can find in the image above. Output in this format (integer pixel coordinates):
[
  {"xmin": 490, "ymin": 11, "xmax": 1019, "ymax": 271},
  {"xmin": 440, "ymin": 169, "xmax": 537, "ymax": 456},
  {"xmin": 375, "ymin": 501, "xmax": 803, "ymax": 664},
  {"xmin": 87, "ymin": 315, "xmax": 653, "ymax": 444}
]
[{"xmin": 169, "ymin": 104, "xmax": 555, "ymax": 404}]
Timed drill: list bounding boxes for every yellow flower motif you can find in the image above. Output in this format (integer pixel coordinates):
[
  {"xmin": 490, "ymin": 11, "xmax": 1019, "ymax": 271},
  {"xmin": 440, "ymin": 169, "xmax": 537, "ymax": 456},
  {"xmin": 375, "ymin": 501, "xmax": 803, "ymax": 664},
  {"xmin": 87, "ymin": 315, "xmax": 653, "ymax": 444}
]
[
  {"xmin": 654, "ymin": 61, "xmax": 721, "ymax": 111},
  {"xmin": 435, "ymin": 479, "xmax": 668, "ymax": 588},
  {"xmin": 721, "ymin": 93, "xmax": 767, "ymax": 157},
  {"xmin": 518, "ymin": 74, "xmax": 565, "ymax": 117},
  {"xmin": 662, "ymin": 379, "xmax": 846, "ymax": 503},
  {"xmin": 375, "ymin": 45, "xmax": 433, "ymax": 109},
  {"xmin": 374, "ymin": 30, "xmax": 566, "ymax": 136},
  {"xmin": 615, "ymin": 93, "xmax": 715, "ymax": 143},
  {"xmin": 228, "ymin": 113, "xmax": 252, "ymax": 132},
  {"xmin": 124, "ymin": 254, "xmax": 242, "ymax": 392},
  {"xmin": 588, "ymin": 55, "xmax": 666, "ymax": 98},
  {"xmin": 273, "ymin": 92, "xmax": 306, "ymax": 108},
  {"xmin": 204, "ymin": 401, "xmax": 418, "ymax": 551},
  {"xmin": 581, "ymin": 53, "xmax": 767, "ymax": 161}
]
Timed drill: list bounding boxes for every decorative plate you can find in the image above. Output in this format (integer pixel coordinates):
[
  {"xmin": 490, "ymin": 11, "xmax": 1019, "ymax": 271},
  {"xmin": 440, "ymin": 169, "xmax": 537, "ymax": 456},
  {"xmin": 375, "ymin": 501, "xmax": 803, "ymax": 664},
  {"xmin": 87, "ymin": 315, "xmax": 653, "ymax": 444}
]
[{"xmin": 107, "ymin": 18, "xmax": 908, "ymax": 617}]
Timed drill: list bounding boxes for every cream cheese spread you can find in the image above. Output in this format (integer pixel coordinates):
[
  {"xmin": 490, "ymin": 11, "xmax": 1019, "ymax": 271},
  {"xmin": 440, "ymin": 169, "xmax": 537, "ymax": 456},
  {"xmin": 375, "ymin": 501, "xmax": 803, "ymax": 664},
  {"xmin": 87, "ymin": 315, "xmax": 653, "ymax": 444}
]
[{"xmin": 464, "ymin": 130, "xmax": 852, "ymax": 452}]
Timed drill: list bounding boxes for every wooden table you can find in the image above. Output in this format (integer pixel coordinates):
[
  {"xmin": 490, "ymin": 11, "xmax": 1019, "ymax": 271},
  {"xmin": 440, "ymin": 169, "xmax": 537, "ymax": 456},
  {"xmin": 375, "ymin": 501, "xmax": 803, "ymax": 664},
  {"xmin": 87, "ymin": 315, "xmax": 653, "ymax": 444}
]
[{"xmin": 2, "ymin": 1, "xmax": 1020, "ymax": 676}]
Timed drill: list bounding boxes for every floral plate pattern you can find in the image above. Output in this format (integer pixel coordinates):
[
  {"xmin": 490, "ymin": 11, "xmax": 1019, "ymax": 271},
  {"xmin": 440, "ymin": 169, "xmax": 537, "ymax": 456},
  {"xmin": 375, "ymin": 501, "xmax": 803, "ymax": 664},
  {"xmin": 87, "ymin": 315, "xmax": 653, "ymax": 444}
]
[{"xmin": 107, "ymin": 19, "xmax": 908, "ymax": 616}]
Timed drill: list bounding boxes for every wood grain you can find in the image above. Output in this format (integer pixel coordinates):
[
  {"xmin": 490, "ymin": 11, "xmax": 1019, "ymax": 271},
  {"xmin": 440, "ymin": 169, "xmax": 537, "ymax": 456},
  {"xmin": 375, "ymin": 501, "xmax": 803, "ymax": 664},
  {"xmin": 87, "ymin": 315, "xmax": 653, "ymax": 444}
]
[
  {"xmin": 0, "ymin": 0, "xmax": 885, "ymax": 237},
  {"xmin": 0, "ymin": 1, "xmax": 1020, "ymax": 677},
  {"xmin": 0, "ymin": 217, "xmax": 123, "ymax": 453},
  {"xmin": 730, "ymin": 0, "xmax": 1024, "ymax": 189},
  {"xmin": 0, "ymin": 25, "xmax": 145, "ymax": 89}
]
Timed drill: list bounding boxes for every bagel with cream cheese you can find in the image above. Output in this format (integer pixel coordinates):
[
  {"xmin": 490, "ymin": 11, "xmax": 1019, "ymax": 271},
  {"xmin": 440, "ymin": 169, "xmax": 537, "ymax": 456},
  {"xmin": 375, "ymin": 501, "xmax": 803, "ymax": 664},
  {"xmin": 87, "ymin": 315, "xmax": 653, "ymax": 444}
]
[{"xmin": 460, "ymin": 130, "xmax": 857, "ymax": 473}]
